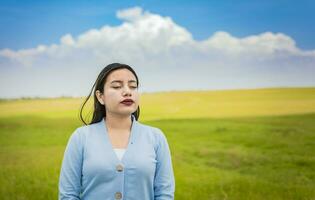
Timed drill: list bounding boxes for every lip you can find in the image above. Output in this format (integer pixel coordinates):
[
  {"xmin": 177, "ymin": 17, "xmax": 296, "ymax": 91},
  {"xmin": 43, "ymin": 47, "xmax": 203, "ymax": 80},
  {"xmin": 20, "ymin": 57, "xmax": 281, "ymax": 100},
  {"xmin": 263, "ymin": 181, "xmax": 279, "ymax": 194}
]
[
  {"xmin": 120, "ymin": 99, "xmax": 134, "ymax": 103},
  {"xmin": 120, "ymin": 99, "xmax": 134, "ymax": 106}
]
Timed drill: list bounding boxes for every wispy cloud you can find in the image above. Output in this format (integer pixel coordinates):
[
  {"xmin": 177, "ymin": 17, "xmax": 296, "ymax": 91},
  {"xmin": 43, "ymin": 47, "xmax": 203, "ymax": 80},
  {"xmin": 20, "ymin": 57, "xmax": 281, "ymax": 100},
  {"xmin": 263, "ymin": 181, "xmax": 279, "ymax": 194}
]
[{"xmin": 0, "ymin": 6, "xmax": 314, "ymax": 98}]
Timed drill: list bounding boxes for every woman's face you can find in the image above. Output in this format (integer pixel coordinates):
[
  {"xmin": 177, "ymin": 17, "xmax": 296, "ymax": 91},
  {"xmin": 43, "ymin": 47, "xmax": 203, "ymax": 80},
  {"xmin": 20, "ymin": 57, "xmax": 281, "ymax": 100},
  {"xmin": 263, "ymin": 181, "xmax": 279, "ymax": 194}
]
[{"xmin": 96, "ymin": 68, "xmax": 139, "ymax": 117}]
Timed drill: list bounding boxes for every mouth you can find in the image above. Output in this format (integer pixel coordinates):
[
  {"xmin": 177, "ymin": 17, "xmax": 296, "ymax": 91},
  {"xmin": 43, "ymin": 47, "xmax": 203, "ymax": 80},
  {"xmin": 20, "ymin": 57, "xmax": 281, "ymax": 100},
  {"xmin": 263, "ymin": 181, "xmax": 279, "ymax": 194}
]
[{"xmin": 120, "ymin": 99, "xmax": 134, "ymax": 106}]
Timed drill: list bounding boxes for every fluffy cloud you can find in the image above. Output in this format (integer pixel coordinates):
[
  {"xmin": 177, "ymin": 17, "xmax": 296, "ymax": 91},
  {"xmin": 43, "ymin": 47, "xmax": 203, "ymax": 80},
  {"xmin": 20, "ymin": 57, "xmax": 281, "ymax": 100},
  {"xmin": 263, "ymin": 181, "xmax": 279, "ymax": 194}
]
[{"xmin": 0, "ymin": 6, "xmax": 314, "ymax": 98}]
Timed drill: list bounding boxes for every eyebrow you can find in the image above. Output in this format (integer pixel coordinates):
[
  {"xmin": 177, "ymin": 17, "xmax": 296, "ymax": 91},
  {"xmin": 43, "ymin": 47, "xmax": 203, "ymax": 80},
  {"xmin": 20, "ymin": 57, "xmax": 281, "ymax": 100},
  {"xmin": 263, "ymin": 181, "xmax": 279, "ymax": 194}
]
[{"xmin": 110, "ymin": 80, "xmax": 137, "ymax": 84}]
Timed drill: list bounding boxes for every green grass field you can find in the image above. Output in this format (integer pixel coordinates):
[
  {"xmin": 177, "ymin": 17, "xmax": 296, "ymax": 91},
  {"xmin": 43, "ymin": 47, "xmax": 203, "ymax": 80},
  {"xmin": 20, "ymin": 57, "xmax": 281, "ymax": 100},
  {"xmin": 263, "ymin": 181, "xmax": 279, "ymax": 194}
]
[{"xmin": 1, "ymin": 87, "xmax": 315, "ymax": 199}]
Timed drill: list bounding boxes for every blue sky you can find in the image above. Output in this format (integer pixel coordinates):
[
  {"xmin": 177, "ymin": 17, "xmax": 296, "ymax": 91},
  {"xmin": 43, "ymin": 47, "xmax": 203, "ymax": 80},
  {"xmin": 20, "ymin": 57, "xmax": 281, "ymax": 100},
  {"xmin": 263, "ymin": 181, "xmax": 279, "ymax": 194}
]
[
  {"xmin": 1, "ymin": 0, "xmax": 314, "ymax": 50},
  {"xmin": 0, "ymin": 0, "xmax": 314, "ymax": 98}
]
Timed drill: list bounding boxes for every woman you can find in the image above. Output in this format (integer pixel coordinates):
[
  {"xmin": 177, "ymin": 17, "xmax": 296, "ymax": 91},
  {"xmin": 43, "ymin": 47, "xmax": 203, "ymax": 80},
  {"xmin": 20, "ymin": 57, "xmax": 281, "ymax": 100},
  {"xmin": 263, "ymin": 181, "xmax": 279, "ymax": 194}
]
[{"xmin": 59, "ymin": 63, "xmax": 175, "ymax": 200}]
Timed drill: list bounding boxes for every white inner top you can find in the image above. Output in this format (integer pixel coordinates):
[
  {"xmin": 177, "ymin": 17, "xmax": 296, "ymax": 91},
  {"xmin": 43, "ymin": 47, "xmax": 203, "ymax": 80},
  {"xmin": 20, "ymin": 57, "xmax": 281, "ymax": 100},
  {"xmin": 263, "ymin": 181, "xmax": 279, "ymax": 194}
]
[{"xmin": 113, "ymin": 148, "xmax": 126, "ymax": 161}]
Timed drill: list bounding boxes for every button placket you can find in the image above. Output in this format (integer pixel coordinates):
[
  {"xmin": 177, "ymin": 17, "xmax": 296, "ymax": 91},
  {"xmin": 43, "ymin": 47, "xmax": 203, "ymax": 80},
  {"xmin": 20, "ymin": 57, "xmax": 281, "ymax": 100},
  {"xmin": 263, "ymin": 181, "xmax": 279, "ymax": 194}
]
[{"xmin": 115, "ymin": 163, "xmax": 125, "ymax": 199}]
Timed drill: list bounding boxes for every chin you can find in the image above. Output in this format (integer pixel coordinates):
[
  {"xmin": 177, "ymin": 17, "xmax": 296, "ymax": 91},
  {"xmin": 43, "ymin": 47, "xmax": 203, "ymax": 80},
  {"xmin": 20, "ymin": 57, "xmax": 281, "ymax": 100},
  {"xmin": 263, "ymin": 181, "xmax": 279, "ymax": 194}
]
[{"xmin": 118, "ymin": 109, "xmax": 136, "ymax": 116}]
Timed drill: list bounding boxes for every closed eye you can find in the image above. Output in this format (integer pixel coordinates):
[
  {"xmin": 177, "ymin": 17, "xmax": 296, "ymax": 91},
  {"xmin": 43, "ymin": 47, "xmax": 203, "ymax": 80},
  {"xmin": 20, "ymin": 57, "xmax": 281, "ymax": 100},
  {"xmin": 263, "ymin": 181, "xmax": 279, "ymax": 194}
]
[{"xmin": 111, "ymin": 85, "xmax": 137, "ymax": 89}]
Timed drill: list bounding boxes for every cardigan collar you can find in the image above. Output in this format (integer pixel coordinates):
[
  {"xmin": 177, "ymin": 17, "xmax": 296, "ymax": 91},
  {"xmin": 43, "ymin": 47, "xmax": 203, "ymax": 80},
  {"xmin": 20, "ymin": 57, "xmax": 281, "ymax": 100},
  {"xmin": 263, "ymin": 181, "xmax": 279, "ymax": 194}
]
[
  {"xmin": 98, "ymin": 114, "xmax": 138, "ymax": 163},
  {"xmin": 99, "ymin": 114, "xmax": 137, "ymax": 130}
]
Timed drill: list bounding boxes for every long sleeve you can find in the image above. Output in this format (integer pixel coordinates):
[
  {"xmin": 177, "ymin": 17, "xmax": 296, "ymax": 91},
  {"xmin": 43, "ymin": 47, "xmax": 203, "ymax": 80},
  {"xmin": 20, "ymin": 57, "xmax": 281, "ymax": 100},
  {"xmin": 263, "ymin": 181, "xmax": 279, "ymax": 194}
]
[
  {"xmin": 59, "ymin": 128, "xmax": 84, "ymax": 200},
  {"xmin": 154, "ymin": 129, "xmax": 175, "ymax": 200}
]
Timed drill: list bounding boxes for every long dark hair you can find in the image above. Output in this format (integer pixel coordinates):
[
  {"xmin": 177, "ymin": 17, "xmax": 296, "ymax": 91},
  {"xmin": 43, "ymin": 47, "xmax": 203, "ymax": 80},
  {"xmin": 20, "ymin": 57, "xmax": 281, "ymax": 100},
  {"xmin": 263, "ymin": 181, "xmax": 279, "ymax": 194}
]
[{"xmin": 79, "ymin": 63, "xmax": 140, "ymax": 125}]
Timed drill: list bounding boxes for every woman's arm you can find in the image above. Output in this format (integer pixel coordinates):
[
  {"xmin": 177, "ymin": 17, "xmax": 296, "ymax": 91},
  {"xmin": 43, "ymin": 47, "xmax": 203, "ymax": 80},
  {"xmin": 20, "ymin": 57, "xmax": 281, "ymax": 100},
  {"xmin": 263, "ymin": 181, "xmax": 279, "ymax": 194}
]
[
  {"xmin": 154, "ymin": 128, "xmax": 175, "ymax": 200},
  {"xmin": 59, "ymin": 128, "xmax": 84, "ymax": 200}
]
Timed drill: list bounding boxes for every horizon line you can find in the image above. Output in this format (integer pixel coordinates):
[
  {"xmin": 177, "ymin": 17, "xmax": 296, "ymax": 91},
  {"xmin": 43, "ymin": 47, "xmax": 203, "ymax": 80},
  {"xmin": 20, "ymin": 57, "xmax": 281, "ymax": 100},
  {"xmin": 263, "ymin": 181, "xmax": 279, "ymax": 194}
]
[{"xmin": 1, "ymin": 86, "xmax": 314, "ymax": 101}]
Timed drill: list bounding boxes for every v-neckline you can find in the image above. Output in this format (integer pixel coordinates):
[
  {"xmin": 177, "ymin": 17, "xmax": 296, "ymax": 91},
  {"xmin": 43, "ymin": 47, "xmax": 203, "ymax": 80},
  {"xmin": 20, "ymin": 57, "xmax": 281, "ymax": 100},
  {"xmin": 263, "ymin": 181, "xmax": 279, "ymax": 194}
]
[{"xmin": 101, "ymin": 115, "xmax": 136, "ymax": 164}]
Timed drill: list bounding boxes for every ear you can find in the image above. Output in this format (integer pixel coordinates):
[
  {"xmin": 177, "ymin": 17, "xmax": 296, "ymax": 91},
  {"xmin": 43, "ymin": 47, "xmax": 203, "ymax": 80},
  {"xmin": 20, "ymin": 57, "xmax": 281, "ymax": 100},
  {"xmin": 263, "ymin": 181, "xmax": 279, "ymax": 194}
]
[{"xmin": 95, "ymin": 90, "xmax": 105, "ymax": 105}]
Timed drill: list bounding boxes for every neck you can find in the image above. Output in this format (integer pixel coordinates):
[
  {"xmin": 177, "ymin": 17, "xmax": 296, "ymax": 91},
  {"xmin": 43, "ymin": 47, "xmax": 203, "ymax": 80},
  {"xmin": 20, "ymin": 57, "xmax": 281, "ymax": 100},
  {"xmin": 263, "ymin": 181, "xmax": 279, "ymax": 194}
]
[{"xmin": 105, "ymin": 113, "xmax": 132, "ymax": 131}]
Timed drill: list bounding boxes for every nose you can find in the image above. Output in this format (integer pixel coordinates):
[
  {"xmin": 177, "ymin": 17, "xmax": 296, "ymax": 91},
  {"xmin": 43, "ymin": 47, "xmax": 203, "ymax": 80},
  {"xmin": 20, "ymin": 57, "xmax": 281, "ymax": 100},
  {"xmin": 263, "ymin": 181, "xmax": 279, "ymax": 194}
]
[{"xmin": 122, "ymin": 86, "xmax": 132, "ymax": 96}]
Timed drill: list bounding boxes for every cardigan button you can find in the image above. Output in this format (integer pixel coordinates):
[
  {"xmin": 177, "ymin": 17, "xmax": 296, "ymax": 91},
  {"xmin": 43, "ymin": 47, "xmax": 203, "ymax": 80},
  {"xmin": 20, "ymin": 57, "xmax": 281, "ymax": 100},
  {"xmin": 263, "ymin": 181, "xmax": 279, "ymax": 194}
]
[
  {"xmin": 115, "ymin": 192, "xmax": 122, "ymax": 199},
  {"xmin": 116, "ymin": 164, "xmax": 124, "ymax": 172}
]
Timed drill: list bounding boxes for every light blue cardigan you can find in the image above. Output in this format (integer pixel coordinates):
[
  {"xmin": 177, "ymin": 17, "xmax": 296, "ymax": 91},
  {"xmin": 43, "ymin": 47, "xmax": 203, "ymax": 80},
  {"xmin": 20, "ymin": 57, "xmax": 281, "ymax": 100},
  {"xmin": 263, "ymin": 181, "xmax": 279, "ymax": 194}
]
[{"xmin": 59, "ymin": 115, "xmax": 175, "ymax": 200}]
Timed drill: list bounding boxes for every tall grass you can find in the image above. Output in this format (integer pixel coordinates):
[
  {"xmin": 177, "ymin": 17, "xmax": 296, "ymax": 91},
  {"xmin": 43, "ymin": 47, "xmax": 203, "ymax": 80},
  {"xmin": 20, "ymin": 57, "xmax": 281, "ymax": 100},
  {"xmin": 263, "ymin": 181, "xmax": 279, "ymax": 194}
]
[{"xmin": 0, "ymin": 88, "xmax": 314, "ymax": 199}]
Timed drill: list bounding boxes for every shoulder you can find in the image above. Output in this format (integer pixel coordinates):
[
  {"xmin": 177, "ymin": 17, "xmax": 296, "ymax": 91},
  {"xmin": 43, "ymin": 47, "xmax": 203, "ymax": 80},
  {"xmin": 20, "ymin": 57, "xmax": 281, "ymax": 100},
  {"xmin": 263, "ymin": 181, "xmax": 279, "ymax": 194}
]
[
  {"xmin": 72, "ymin": 120, "xmax": 103, "ymax": 137},
  {"xmin": 67, "ymin": 122, "xmax": 97, "ymax": 142},
  {"xmin": 135, "ymin": 121, "xmax": 168, "ymax": 145},
  {"xmin": 66, "ymin": 121, "xmax": 103, "ymax": 150}
]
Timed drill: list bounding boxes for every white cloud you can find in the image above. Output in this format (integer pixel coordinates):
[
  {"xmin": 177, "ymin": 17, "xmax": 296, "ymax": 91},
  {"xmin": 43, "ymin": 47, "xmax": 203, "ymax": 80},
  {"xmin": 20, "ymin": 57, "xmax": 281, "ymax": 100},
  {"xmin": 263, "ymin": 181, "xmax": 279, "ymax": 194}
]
[
  {"xmin": 116, "ymin": 6, "xmax": 143, "ymax": 21},
  {"xmin": 60, "ymin": 34, "xmax": 75, "ymax": 46},
  {"xmin": 0, "ymin": 6, "xmax": 314, "ymax": 98}
]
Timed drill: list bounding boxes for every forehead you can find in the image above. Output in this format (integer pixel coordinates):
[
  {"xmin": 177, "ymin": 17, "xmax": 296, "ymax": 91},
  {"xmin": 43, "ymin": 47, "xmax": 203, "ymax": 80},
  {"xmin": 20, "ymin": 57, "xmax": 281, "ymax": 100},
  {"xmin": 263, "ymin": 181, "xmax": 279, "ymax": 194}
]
[{"xmin": 106, "ymin": 68, "xmax": 137, "ymax": 81}]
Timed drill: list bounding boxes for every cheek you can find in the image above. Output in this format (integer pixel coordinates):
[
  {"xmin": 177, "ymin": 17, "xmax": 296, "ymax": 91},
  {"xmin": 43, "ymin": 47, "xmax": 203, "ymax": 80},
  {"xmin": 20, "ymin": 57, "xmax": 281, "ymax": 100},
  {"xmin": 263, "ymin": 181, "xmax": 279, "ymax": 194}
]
[
  {"xmin": 133, "ymin": 91, "xmax": 139, "ymax": 100},
  {"xmin": 134, "ymin": 94, "xmax": 140, "ymax": 106},
  {"xmin": 104, "ymin": 90, "xmax": 119, "ymax": 102}
]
